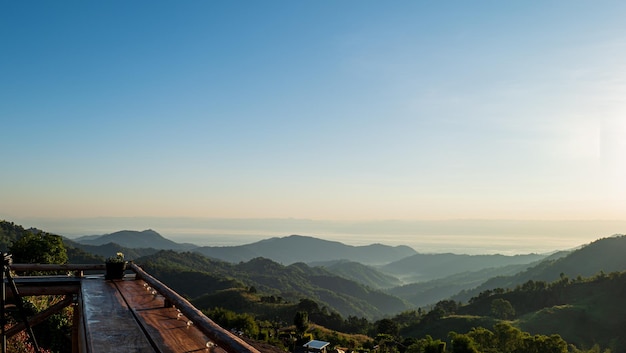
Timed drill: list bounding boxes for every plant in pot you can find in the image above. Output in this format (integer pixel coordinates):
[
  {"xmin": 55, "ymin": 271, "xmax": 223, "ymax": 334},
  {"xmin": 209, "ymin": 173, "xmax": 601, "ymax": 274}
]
[{"xmin": 105, "ymin": 252, "xmax": 126, "ymax": 280}]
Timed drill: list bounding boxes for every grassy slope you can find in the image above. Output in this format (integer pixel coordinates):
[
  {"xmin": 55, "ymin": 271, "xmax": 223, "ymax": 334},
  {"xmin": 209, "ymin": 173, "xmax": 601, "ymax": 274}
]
[
  {"xmin": 448, "ymin": 271, "xmax": 626, "ymax": 352},
  {"xmin": 517, "ymin": 274, "xmax": 626, "ymax": 351}
]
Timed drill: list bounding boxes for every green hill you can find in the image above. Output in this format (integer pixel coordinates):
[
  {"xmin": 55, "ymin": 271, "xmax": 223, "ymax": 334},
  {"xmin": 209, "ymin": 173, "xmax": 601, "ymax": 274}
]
[
  {"xmin": 0, "ymin": 220, "xmax": 31, "ymax": 251},
  {"xmin": 394, "ymin": 237, "xmax": 626, "ymax": 352},
  {"xmin": 454, "ymin": 270, "xmax": 626, "ymax": 352},
  {"xmin": 233, "ymin": 258, "xmax": 411, "ymax": 318},
  {"xmin": 135, "ymin": 251, "xmax": 411, "ymax": 320},
  {"xmin": 452, "ymin": 235, "xmax": 626, "ymax": 303},
  {"xmin": 388, "ymin": 262, "xmax": 539, "ymax": 308},
  {"xmin": 1, "ymin": 220, "xmax": 104, "ymax": 264},
  {"xmin": 318, "ymin": 260, "xmax": 403, "ymax": 289},
  {"xmin": 391, "ymin": 270, "xmax": 626, "ymax": 352}
]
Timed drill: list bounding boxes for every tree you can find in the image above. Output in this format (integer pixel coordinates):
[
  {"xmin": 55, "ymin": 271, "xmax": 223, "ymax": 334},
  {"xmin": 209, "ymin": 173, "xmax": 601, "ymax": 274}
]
[
  {"xmin": 527, "ymin": 334, "xmax": 568, "ymax": 353},
  {"xmin": 467, "ymin": 327, "xmax": 496, "ymax": 352},
  {"xmin": 376, "ymin": 318, "xmax": 399, "ymax": 337},
  {"xmin": 10, "ymin": 231, "xmax": 67, "ymax": 265},
  {"xmin": 493, "ymin": 322, "xmax": 523, "ymax": 353},
  {"xmin": 449, "ymin": 332, "xmax": 479, "ymax": 353},
  {"xmin": 345, "ymin": 315, "xmax": 370, "ymax": 335},
  {"xmin": 434, "ymin": 299, "xmax": 458, "ymax": 316},
  {"xmin": 406, "ymin": 335, "xmax": 445, "ymax": 353},
  {"xmin": 234, "ymin": 313, "xmax": 259, "ymax": 338},
  {"xmin": 491, "ymin": 298, "xmax": 515, "ymax": 320},
  {"xmin": 297, "ymin": 298, "xmax": 320, "ymax": 313},
  {"xmin": 422, "ymin": 307, "xmax": 445, "ymax": 323},
  {"xmin": 8, "ymin": 231, "xmax": 70, "ymax": 352},
  {"xmin": 375, "ymin": 333, "xmax": 398, "ymax": 353},
  {"xmin": 294, "ymin": 311, "xmax": 309, "ymax": 337}
]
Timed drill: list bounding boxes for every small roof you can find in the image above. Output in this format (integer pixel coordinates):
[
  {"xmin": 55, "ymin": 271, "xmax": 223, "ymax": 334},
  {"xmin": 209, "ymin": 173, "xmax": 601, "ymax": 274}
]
[{"xmin": 303, "ymin": 340, "xmax": 330, "ymax": 350}]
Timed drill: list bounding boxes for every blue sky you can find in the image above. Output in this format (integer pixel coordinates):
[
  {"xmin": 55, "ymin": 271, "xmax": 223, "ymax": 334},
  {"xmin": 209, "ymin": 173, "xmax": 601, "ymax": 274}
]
[{"xmin": 2, "ymin": 1, "xmax": 626, "ymax": 248}]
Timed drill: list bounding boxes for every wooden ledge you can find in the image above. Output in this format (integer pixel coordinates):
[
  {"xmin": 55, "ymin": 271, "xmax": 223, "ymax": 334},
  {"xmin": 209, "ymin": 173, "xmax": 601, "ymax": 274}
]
[{"xmin": 4, "ymin": 264, "xmax": 263, "ymax": 353}]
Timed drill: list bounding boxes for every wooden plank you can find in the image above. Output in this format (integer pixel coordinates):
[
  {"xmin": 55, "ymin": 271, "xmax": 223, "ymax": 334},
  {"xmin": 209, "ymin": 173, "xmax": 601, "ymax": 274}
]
[
  {"xmin": 80, "ymin": 278, "xmax": 156, "ymax": 353},
  {"xmin": 130, "ymin": 264, "xmax": 261, "ymax": 353},
  {"xmin": 8, "ymin": 276, "xmax": 81, "ymax": 297},
  {"xmin": 115, "ymin": 279, "xmax": 226, "ymax": 353}
]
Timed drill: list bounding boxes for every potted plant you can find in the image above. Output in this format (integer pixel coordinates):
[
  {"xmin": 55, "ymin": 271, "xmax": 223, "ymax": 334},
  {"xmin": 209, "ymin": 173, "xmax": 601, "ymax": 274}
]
[{"xmin": 105, "ymin": 252, "xmax": 126, "ymax": 280}]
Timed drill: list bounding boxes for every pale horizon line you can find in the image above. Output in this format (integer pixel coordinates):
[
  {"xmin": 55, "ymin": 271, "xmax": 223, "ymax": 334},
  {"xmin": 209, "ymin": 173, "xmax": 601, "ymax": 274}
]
[{"xmin": 4, "ymin": 215, "xmax": 624, "ymax": 256}]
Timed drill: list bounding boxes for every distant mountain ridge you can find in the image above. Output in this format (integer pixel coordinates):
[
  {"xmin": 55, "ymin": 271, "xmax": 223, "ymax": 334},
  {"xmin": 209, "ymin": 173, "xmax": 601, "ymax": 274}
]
[
  {"xmin": 193, "ymin": 234, "xmax": 417, "ymax": 265},
  {"xmin": 317, "ymin": 260, "xmax": 403, "ymax": 289},
  {"xmin": 74, "ymin": 229, "xmax": 197, "ymax": 251},
  {"xmin": 70, "ymin": 230, "xmax": 418, "ymax": 267},
  {"xmin": 388, "ymin": 261, "xmax": 550, "ymax": 308},
  {"xmin": 451, "ymin": 234, "xmax": 626, "ymax": 302},
  {"xmin": 381, "ymin": 252, "xmax": 548, "ymax": 283}
]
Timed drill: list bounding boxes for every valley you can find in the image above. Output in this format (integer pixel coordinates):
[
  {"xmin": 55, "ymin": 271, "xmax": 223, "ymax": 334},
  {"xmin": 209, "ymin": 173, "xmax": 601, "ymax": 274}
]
[{"xmin": 2, "ymin": 220, "xmax": 625, "ymax": 352}]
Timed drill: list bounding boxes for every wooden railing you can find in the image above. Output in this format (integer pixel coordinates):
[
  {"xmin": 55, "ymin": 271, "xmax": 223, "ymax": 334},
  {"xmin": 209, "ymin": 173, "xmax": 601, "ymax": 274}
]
[
  {"xmin": 10, "ymin": 263, "xmax": 105, "ymax": 277},
  {"xmin": 8, "ymin": 263, "xmax": 261, "ymax": 353},
  {"xmin": 129, "ymin": 263, "xmax": 261, "ymax": 353},
  {"xmin": 9, "ymin": 264, "xmax": 106, "ymax": 271}
]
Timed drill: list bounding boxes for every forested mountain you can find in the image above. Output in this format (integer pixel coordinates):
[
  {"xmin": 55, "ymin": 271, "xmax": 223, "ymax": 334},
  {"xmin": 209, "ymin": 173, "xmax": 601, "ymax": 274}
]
[
  {"xmin": 68, "ymin": 239, "xmax": 160, "ymax": 261},
  {"xmin": 388, "ymin": 262, "xmax": 542, "ymax": 308},
  {"xmin": 452, "ymin": 235, "xmax": 626, "ymax": 303},
  {"xmin": 74, "ymin": 229, "xmax": 197, "ymax": 250},
  {"xmin": 193, "ymin": 234, "xmax": 416, "ymax": 265},
  {"xmin": 316, "ymin": 260, "xmax": 403, "ymax": 289},
  {"xmin": 135, "ymin": 250, "xmax": 412, "ymax": 319},
  {"xmin": 63, "ymin": 239, "xmax": 105, "ymax": 264},
  {"xmin": 381, "ymin": 252, "xmax": 548, "ymax": 282},
  {"xmin": 404, "ymin": 270, "xmax": 626, "ymax": 352}
]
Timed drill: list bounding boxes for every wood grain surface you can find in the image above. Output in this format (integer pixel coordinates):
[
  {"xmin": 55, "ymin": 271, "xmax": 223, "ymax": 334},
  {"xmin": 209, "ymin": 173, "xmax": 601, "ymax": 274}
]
[
  {"xmin": 80, "ymin": 278, "xmax": 156, "ymax": 352},
  {"xmin": 115, "ymin": 279, "xmax": 225, "ymax": 353}
]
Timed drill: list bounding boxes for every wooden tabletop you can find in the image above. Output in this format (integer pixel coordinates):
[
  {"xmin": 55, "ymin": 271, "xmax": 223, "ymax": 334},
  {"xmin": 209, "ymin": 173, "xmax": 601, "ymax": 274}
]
[{"xmin": 80, "ymin": 276, "xmax": 226, "ymax": 353}]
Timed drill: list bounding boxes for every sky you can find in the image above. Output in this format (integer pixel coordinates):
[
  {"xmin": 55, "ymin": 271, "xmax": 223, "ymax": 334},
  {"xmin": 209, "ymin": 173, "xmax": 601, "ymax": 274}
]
[{"xmin": 1, "ymin": 1, "xmax": 626, "ymax": 253}]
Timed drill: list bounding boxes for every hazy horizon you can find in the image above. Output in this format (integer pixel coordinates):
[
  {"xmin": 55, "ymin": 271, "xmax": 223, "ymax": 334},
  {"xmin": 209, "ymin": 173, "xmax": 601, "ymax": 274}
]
[
  {"xmin": 9, "ymin": 216, "xmax": 625, "ymax": 255},
  {"xmin": 2, "ymin": 2, "xmax": 625, "ymax": 254}
]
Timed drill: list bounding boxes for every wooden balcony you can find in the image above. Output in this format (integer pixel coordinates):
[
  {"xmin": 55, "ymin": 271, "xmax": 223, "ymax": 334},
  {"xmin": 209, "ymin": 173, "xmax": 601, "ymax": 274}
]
[{"xmin": 5, "ymin": 263, "xmax": 265, "ymax": 353}]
